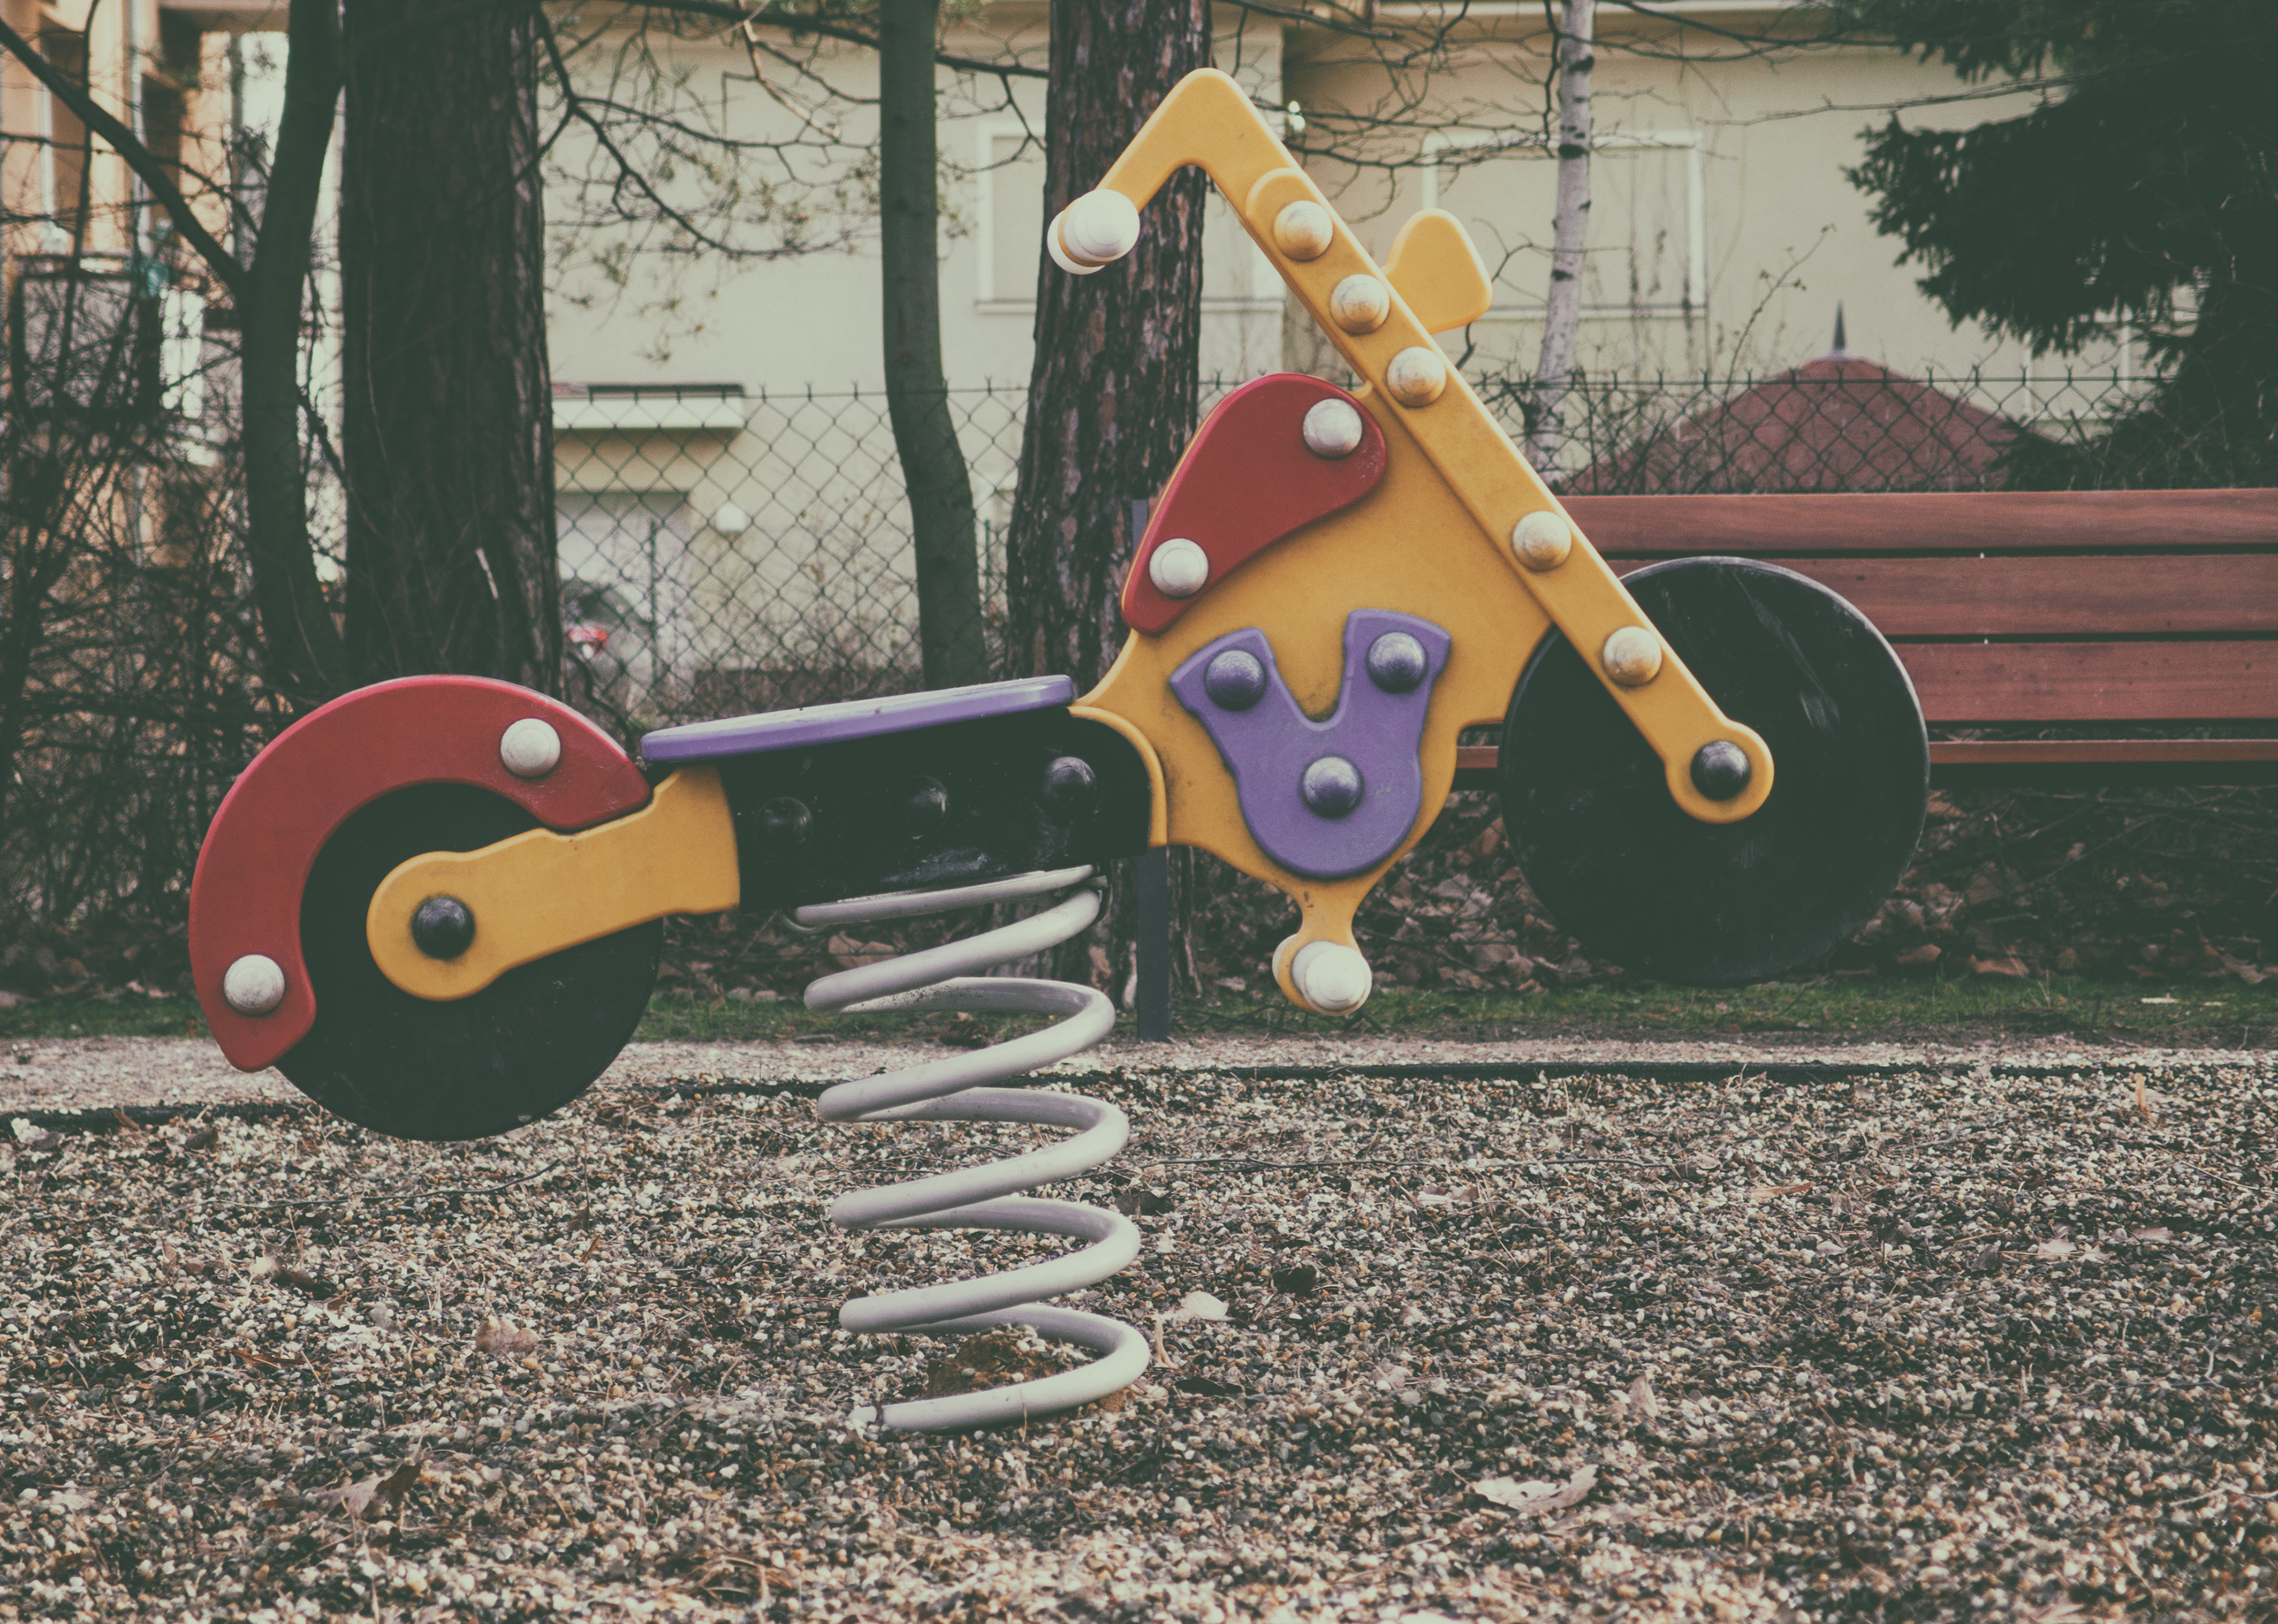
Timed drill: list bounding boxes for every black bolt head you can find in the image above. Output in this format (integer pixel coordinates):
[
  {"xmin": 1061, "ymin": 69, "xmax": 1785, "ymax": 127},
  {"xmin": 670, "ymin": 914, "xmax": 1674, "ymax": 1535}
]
[
  {"xmin": 754, "ymin": 797, "xmax": 811, "ymax": 850},
  {"xmin": 1301, "ymin": 755, "xmax": 1365, "ymax": 818},
  {"xmin": 1365, "ymin": 631, "xmax": 1429, "ymax": 694},
  {"xmin": 1690, "ymin": 739, "xmax": 1753, "ymax": 801},
  {"xmin": 1203, "ymin": 649, "xmax": 1267, "ymax": 711},
  {"xmin": 903, "ymin": 776, "xmax": 951, "ymax": 832},
  {"xmin": 410, "ymin": 895, "xmax": 476, "ymax": 960},
  {"xmin": 1041, "ymin": 754, "xmax": 1099, "ymax": 818}
]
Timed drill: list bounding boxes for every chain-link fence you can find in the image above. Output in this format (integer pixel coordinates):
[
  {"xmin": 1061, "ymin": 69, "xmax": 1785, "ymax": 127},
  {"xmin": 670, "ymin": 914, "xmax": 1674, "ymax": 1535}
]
[{"xmin": 551, "ymin": 363, "xmax": 2162, "ymax": 734}]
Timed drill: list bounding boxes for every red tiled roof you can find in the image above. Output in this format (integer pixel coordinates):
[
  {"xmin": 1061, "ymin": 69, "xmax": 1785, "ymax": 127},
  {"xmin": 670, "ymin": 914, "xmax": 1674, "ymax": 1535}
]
[{"xmin": 1567, "ymin": 355, "xmax": 2033, "ymax": 494}]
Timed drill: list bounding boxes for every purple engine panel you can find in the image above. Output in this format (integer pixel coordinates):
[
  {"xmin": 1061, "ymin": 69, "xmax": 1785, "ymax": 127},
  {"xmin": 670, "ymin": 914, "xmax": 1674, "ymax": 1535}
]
[
  {"xmin": 640, "ymin": 675, "xmax": 1078, "ymax": 764},
  {"xmin": 1170, "ymin": 611, "xmax": 1451, "ymax": 880}
]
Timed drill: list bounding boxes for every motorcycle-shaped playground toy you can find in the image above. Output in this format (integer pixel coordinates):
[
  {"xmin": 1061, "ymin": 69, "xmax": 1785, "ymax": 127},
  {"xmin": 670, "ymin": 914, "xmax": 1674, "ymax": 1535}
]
[{"xmin": 188, "ymin": 72, "xmax": 1928, "ymax": 1429}]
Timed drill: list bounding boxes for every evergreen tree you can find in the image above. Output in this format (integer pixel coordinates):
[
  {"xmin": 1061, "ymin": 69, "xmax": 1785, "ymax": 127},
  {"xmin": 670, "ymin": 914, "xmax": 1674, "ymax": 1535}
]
[{"xmin": 1834, "ymin": 0, "xmax": 2276, "ymax": 486}]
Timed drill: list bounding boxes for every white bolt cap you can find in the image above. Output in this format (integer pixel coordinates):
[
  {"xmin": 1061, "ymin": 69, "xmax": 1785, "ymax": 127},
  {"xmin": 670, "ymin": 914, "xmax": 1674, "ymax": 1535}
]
[
  {"xmin": 1147, "ymin": 538, "xmax": 1211, "ymax": 599},
  {"xmin": 1272, "ymin": 200, "xmax": 1335, "ymax": 260},
  {"xmin": 1512, "ymin": 509, "xmax": 1573, "ymax": 570},
  {"xmin": 1602, "ymin": 626, "xmax": 1665, "ymax": 687},
  {"xmin": 1328, "ymin": 275, "xmax": 1390, "ymax": 333},
  {"xmin": 1293, "ymin": 941, "xmax": 1372, "ymax": 1015},
  {"xmin": 1301, "ymin": 398, "xmax": 1365, "ymax": 459},
  {"xmin": 1384, "ymin": 346, "xmax": 1449, "ymax": 406},
  {"xmin": 499, "ymin": 717, "xmax": 562, "ymax": 778},
  {"xmin": 223, "ymin": 954, "xmax": 287, "ymax": 1016},
  {"xmin": 1058, "ymin": 190, "xmax": 1142, "ymax": 268},
  {"xmin": 1046, "ymin": 210, "xmax": 1103, "ymax": 276}
]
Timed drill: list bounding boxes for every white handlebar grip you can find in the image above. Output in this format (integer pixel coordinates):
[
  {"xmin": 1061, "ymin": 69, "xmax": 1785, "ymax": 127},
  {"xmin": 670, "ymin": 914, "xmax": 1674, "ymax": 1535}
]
[{"xmin": 1048, "ymin": 189, "xmax": 1142, "ymax": 274}]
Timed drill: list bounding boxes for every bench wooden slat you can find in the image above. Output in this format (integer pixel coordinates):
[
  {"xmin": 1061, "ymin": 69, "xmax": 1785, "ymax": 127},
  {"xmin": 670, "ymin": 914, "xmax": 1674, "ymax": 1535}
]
[
  {"xmin": 1934, "ymin": 739, "xmax": 2278, "ymax": 764},
  {"xmin": 1900, "ymin": 641, "xmax": 2277, "ymax": 722},
  {"xmin": 1567, "ymin": 489, "xmax": 2278, "ymax": 555},
  {"xmin": 1606, "ymin": 553, "xmax": 2278, "ymax": 637},
  {"xmin": 1458, "ymin": 742, "xmax": 2278, "ymax": 778}
]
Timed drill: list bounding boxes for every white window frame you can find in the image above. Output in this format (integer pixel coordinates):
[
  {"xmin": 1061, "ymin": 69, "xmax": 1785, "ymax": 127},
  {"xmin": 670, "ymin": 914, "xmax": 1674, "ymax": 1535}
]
[
  {"xmin": 974, "ymin": 117, "xmax": 1282, "ymax": 312},
  {"xmin": 974, "ymin": 117, "xmax": 1039, "ymax": 306},
  {"xmin": 1421, "ymin": 127, "xmax": 1707, "ymax": 320}
]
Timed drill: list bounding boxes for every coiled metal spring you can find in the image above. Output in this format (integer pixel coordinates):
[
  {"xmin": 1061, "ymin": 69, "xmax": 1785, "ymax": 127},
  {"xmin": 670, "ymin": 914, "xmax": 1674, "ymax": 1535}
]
[{"xmin": 797, "ymin": 864, "xmax": 1149, "ymax": 1430}]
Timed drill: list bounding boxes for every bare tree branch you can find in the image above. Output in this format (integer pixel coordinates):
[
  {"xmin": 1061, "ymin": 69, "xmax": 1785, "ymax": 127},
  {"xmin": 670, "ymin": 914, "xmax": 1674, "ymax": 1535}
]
[{"xmin": 640, "ymin": 0, "xmax": 1050, "ymax": 78}]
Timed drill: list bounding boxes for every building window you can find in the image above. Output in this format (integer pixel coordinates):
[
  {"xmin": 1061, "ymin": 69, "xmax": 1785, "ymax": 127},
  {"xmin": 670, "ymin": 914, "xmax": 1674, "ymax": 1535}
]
[
  {"xmin": 1422, "ymin": 128, "xmax": 1707, "ymax": 320},
  {"xmin": 40, "ymin": 27, "xmax": 89, "ymax": 241}
]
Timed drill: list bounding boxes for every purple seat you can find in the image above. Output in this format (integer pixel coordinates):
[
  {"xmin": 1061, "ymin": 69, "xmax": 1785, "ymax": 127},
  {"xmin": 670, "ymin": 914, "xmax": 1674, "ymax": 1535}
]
[{"xmin": 639, "ymin": 676, "xmax": 1079, "ymax": 765}]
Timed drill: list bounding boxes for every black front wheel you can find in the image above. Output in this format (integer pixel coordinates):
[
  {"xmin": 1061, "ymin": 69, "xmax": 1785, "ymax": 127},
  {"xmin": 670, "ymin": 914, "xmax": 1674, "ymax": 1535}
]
[
  {"xmin": 1500, "ymin": 557, "xmax": 1928, "ymax": 985},
  {"xmin": 279, "ymin": 783, "xmax": 661, "ymax": 1141}
]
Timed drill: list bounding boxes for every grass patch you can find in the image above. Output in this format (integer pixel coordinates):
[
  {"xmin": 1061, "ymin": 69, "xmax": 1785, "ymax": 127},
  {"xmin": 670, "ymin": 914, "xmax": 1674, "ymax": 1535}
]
[
  {"xmin": 9, "ymin": 975, "xmax": 2273, "ymax": 1049},
  {"xmin": 0, "ymin": 995, "xmax": 206, "ymax": 1041}
]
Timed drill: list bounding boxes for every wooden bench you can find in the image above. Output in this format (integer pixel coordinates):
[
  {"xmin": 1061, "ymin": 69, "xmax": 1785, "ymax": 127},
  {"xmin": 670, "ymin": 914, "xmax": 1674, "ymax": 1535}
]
[{"xmin": 1455, "ymin": 488, "xmax": 2278, "ymax": 789}]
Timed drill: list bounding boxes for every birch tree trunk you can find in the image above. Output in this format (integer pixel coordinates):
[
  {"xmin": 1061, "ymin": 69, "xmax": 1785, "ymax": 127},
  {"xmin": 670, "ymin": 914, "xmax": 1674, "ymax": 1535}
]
[
  {"xmin": 1526, "ymin": 0, "xmax": 1595, "ymax": 480},
  {"xmin": 879, "ymin": 0, "xmax": 987, "ymax": 690}
]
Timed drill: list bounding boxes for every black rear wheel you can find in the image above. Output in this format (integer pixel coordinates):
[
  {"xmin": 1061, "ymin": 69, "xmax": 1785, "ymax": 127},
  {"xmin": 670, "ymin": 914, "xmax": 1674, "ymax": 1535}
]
[
  {"xmin": 278, "ymin": 783, "xmax": 661, "ymax": 1141},
  {"xmin": 1500, "ymin": 557, "xmax": 1928, "ymax": 985}
]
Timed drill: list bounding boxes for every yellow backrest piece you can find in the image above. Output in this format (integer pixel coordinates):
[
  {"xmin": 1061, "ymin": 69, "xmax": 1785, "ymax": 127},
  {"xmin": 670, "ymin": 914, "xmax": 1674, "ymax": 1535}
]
[{"xmin": 1382, "ymin": 210, "xmax": 1494, "ymax": 335}]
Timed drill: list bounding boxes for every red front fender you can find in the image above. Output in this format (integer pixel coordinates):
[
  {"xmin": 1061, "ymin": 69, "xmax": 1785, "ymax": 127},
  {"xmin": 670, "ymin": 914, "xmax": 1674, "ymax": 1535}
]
[{"xmin": 188, "ymin": 677, "xmax": 652, "ymax": 1070}]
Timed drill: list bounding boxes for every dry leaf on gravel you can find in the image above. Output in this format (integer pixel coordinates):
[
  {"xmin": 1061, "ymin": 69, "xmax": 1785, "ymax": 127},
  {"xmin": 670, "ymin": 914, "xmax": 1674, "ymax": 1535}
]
[
  {"xmin": 1473, "ymin": 1464, "xmax": 1597, "ymax": 1515},
  {"xmin": 1412, "ymin": 1183, "xmax": 1476, "ymax": 1207},
  {"xmin": 1614, "ymin": 1373, "xmax": 1660, "ymax": 1423},
  {"xmin": 924, "ymin": 1327, "xmax": 1067, "ymax": 1397},
  {"xmin": 474, "ymin": 1317, "xmax": 540, "ymax": 1358},
  {"xmin": 1112, "ymin": 1186, "xmax": 1175, "ymax": 1216},
  {"xmin": 1169, "ymin": 1290, "xmax": 1229, "ymax": 1322},
  {"xmin": 8, "ymin": 1118, "xmax": 61, "ymax": 1151},
  {"xmin": 934, "ymin": 1012, "xmax": 995, "ymax": 1049},
  {"xmin": 305, "ymin": 1455, "xmax": 422, "ymax": 1521}
]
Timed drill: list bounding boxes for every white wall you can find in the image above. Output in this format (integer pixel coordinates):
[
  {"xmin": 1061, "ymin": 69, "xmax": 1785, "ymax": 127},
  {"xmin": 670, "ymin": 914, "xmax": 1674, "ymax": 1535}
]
[{"xmin": 543, "ymin": 16, "xmax": 1288, "ymax": 395}]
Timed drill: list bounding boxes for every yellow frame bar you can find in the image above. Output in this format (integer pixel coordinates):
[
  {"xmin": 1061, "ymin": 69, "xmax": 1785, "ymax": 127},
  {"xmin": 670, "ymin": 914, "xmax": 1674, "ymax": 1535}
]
[
  {"xmin": 1085, "ymin": 69, "xmax": 1770, "ymax": 825},
  {"xmin": 368, "ymin": 767, "xmax": 740, "ymax": 1002}
]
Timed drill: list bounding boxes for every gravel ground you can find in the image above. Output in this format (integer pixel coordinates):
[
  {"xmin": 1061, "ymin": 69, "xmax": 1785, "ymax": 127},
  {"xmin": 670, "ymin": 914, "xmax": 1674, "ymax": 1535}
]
[
  {"xmin": 1, "ymin": 1045, "xmax": 2271, "ymax": 1621},
  {"xmin": 6, "ymin": 1032, "xmax": 2274, "ymax": 1117}
]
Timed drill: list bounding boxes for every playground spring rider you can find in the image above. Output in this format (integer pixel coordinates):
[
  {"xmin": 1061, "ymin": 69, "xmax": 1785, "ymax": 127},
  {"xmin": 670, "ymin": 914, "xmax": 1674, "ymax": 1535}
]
[{"xmin": 186, "ymin": 70, "xmax": 1929, "ymax": 1430}]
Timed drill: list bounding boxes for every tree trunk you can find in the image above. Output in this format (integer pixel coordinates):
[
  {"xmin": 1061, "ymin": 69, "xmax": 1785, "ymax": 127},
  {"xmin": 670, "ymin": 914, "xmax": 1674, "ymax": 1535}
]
[
  {"xmin": 340, "ymin": 0, "xmax": 559, "ymax": 691},
  {"xmin": 879, "ymin": 0, "xmax": 989, "ymax": 691},
  {"xmin": 1526, "ymin": 0, "xmax": 1595, "ymax": 480},
  {"xmin": 1005, "ymin": 0, "xmax": 1209, "ymax": 993},
  {"xmin": 1004, "ymin": 0, "xmax": 1208, "ymax": 693},
  {"xmin": 240, "ymin": 0, "xmax": 350, "ymax": 704}
]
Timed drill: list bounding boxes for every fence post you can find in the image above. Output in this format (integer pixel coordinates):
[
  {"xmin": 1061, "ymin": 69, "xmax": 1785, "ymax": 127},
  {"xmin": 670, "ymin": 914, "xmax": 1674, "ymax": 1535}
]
[{"xmin": 1129, "ymin": 496, "xmax": 1173, "ymax": 1042}]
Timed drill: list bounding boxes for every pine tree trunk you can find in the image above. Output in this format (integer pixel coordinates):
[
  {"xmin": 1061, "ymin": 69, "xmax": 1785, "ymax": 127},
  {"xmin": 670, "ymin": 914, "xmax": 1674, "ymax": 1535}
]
[
  {"xmin": 1004, "ymin": 0, "xmax": 1209, "ymax": 993},
  {"xmin": 1526, "ymin": 0, "xmax": 1595, "ymax": 480},
  {"xmin": 339, "ymin": 0, "xmax": 559, "ymax": 690},
  {"xmin": 1004, "ymin": 0, "xmax": 1208, "ymax": 693},
  {"xmin": 879, "ymin": 0, "xmax": 989, "ymax": 691}
]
